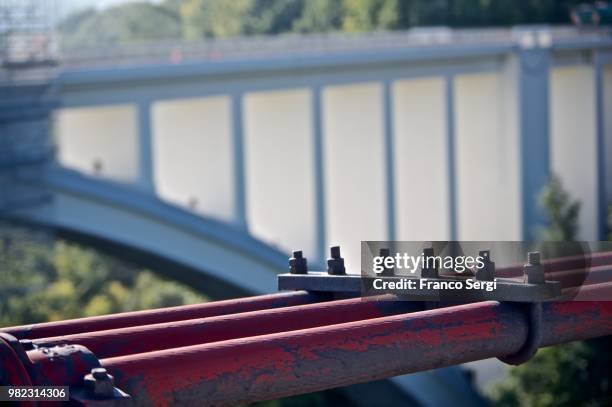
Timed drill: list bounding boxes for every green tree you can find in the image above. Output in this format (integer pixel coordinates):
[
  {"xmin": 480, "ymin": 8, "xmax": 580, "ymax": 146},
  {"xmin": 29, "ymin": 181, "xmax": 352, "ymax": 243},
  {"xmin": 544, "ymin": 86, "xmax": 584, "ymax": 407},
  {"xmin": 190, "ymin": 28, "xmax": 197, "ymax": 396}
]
[
  {"xmin": 538, "ymin": 175, "xmax": 580, "ymax": 241},
  {"xmin": 59, "ymin": 2, "xmax": 182, "ymax": 49},
  {"xmin": 341, "ymin": 0, "xmax": 400, "ymax": 32},
  {"xmin": 488, "ymin": 176, "xmax": 612, "ymax": 407},
  {"xmin": 180, "ymin": 0, "xmax": 253, "ymax": 39},
  {"xmin": 0, "ymin": 223, "xmax": 206, "ymax": 327},
  {"xmin": 292, "ymin": 0, "xmax": 343, "ymax": 33},
  {"xmin": 489, "ymin": 338, "xmax": 612, "ymax": 407},
  {"xmin": 57, "ymin": 0, "xmax": 591, "ymax": 47}
]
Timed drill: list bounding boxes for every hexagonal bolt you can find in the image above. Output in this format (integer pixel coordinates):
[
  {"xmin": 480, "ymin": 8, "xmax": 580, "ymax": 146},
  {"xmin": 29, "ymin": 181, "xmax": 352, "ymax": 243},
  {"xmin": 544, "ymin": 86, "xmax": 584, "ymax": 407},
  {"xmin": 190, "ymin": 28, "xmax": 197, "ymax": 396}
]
[
  {"xmin": 84, "ymin": 367, "xmax": 115, "ymax": 398},
  {"xmin": 327, "ymin": 246, "xmax": 346, "ymax": 275},
  {"xmin": 378, "ymin": 248, "xmax": 394, "ymax": 276},
  {"xmin": 527, "ymin": 251, "xmax": 541, "ymax": 266},
  {"xmin": 289, "ymin": 250, "xmax": 308, "ymax": 274},
  {"xmin": 421, "ymin": 247, "xmax": 438, "ymax": 278},
  {"xmin": 475, "ymin": 250, "xmax": 495, "ymax": 281},
  {"xmin": 524, "ymin": 251, "xmax": 545, "ymax": 284},
  {"xmin": 92, "ymin": 368, "xmax": 110, "ymax": 380}
]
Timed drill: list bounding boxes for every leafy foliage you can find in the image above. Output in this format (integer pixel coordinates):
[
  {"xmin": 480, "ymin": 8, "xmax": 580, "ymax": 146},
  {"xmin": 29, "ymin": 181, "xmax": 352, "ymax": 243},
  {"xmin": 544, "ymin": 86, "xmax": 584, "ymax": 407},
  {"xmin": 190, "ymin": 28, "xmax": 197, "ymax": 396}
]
[
  {"xmin": 489, "ymin": 338, "xmax": 612, "ymax": 407},
  {"xmin": 538, "ymin": 175, "xmax": 580, "ymax": 241},
  {"xmin": 59, "ymin": 2, "xmax": 182, "ymax": 49},
  {"xmin": 58, "ymin": 0, "xmax": 588, "ymax": 48},
  {"xmin": 0, "ymin": 223, "xmax": 206, "ymax": 327},
  {"xmin": 488, "ymin": 176, "xmax": 612, "ymax": 407},
  {"xmin": 0, "ymin": 224, "xmax": 351, "ymax": 406}
]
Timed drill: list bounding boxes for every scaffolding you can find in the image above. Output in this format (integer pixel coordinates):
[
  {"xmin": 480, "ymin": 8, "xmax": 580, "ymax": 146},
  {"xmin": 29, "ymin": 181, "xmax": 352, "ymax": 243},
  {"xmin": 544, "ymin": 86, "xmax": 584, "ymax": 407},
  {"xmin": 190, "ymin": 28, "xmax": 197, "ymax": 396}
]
[{"xmin": 0, "ymin": 0, "xmax": 58, "ymax": 69}]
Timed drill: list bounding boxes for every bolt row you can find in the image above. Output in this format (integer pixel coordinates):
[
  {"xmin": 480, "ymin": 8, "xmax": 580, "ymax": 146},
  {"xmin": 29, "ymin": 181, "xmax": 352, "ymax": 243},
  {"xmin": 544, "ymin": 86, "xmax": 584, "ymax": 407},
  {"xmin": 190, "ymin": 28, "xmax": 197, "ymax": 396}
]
[
  {"xmin": 289, "ymin": 246, "xmax": 346, "ymax": 275},
  {"xmin": 288, "ymin": 246, "xmax": 545, "ymax": 284}
]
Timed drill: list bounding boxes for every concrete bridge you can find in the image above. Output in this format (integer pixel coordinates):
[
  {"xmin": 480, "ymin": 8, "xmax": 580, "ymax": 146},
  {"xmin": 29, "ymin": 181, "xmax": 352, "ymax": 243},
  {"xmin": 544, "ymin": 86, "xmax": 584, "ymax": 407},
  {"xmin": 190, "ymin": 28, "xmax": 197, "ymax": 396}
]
[
  {"xmin": 2, "ymin": 26, "xmax": 611, "ymax": 406},
  {"xmin": 2, "ymin": 27, "xmax": 612, "ymax": 294}
]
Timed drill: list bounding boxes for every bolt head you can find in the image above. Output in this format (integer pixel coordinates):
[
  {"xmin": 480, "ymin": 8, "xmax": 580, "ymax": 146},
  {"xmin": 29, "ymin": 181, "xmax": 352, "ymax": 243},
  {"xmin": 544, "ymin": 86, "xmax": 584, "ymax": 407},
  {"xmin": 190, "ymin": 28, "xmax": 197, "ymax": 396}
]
[
  {"xmin": 91, "ymin": 367, "xmax": 109, "ymax": 380},
  {"xmin": 527, "ymin": 251, "xmax": 541, "ymax": 265},
  {"xmin": 330, "ymin": 246, "xmax": 341, "ymax": 259},
  {"xmin": 479, "ymin": 250, "xmax": 490, "ymax": 260},
  {"xmin": 84, "ymin": 368, "xmax": 115, "ymax": 398},
  {"xmin": 423, "ymin": 247, "xmax": 434, "ymax": 257}
]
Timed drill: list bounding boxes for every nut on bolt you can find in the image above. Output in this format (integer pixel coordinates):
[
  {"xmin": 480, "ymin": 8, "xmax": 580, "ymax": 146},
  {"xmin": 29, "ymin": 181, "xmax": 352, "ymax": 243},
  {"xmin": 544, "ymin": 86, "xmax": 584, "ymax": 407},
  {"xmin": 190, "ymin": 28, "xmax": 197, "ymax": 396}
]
[
  {"xmin": 524, "ymin": 251, "xmax": 545, "ymax": 284},
  {"xmin": 327, "ymin": 246, "xmax": 346, "ymax": 275},
  {"xmin": 421, "ymin": 247, "xmax": 439, "ymax": 278},
  {"xmin": 378, "ymin": 248, "xmax": 394, "ymax": 276},
  {"xmin": 289, "ymin": 250, "xmax": 308, "ymax": 274},
  {"xmin": 475, "ymin": 250, "xmax": 495, "ymax": 281},
  {"xmin": 84, "ymin": 367, "xmax": 115, "ymax": 398}
]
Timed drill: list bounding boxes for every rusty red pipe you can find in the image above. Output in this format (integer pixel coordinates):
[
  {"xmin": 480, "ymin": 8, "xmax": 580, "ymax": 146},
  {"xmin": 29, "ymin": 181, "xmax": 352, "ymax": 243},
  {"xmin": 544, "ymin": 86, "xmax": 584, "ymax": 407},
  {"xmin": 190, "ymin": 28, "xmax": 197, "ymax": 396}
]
[
  {"xmin": 547, "ymin": 264, "xmax": 612, "ymax": 288},
  {"xmin": 31, "ymin": 295, "xmax": 421, "ymax": 359},
  {"xmin": 1, "ymin": 291, "xmax": 325, "ymax": 340},
  {"xmin": 562, "ymin": 280, "xmax": 612, "ymax": 300},
  {"xmin": 496, "ymin": 251, "xmax": 612, "ymax": 278},
  {"xmin": 99, "ymin": 300, "xmax": 612, "ymax": 406}
]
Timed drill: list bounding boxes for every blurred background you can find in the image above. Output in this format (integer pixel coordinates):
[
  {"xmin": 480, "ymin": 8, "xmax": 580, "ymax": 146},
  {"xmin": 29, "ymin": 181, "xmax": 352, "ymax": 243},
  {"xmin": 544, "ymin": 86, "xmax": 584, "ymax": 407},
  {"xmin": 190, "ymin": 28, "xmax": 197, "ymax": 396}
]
[{"xmin": 1, "ymin": 1, "xmax": 612, "ymax": 406}]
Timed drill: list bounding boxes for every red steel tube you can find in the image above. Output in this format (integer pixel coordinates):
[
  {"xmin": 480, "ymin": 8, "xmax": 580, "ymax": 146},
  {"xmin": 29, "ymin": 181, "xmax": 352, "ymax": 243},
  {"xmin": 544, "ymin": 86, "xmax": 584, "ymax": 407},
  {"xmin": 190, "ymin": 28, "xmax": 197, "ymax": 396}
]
[
  {"xmin": 546, "ymin": 265, "xmax": 612, "ymax": 288},
  {"xmin": 31, "ymin": 295, "xmax": 421, "ymax": 358},
  {"xmin": 562, "ymin": 280, "xmax": 612, "ymax": 300},
  {"xmin": 1, "ymin": 291, "xmax": 325, "ymax": 340},
  {"xmin": 496, "ymin": 251, "xmax": 612, "ymax": 278},
  {"xmin": 101, "ymin": 300, "xmax": 612, "ymax": 406}
]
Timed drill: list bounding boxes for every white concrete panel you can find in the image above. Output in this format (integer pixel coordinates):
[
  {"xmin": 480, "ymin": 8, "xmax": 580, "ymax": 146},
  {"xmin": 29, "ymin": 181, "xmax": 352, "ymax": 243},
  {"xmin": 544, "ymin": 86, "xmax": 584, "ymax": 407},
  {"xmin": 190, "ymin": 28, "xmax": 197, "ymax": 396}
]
[
  {"xmin": 55, "ymin": 105, "xmax": 138, "ymax": 183},
  {"xmin": 243, "ymin": 89, "xmax": 316, "ymax": 255},
  {"xmin": 392, "ymin": 77, "xmax": 449, "ymax": 240},
  {"xmin": 550, "ymin": 66, "xmax": 597, "ymax": 240},
  {"xmin": 152, "ymin": 96, "xmax": 234, "ymax": 221},
  {"xmin": 455, "ymin": 73, "xmax": 521, "ymax": 240},
  {"xmin": 604, "ymin": 66, "xmax": 612, "ymax": 204},
  {"xmin": 323, "ymin": 83, "xmax": 387, "ymax": 272}
]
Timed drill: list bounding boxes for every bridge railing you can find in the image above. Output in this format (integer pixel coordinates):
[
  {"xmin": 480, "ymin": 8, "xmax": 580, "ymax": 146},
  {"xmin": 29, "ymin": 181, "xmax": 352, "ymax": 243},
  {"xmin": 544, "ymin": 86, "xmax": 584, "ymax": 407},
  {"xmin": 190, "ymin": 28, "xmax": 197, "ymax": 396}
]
[{"xmin": 58, "ymin": 26, "xmax": 612, "ymax": 69}]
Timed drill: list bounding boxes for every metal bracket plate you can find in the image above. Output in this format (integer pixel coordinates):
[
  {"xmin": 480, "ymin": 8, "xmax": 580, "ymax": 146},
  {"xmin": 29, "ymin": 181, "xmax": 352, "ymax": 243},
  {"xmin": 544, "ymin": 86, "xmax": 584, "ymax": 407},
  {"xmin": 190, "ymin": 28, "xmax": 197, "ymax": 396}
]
[{"xmin": 278, "ymin": 273, "xmax": 562, "ymax": 302}]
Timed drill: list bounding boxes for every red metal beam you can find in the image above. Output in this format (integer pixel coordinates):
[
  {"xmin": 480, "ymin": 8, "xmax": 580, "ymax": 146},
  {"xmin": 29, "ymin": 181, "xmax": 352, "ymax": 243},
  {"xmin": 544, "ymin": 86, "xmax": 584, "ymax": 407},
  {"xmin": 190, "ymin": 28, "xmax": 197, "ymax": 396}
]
[
  {"xmin": 1, "ymin": 291, "xmax": 325, "ymax": 340},
  {"xmin": 496, "ymin": 251, "xmax": 612, "ymax": 278},
  {"xmin": 562, "ymin": 280, "xmax": 612, "ymax": 300},
  {"xmin": 98, "ymin": 300, "xmax": 612, "ymax": 406},
  {"xmin": 546, "ymin": 264, "xmax": 612, "ymax": 288},
  {"xmin": 31, "ymin": 295, "xmax": 421, "ymax": 358}
]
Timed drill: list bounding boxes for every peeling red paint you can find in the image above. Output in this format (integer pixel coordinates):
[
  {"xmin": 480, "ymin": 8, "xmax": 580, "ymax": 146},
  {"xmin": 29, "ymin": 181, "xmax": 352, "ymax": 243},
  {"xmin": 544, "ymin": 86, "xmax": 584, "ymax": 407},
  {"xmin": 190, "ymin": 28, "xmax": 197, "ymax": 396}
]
[
  {"xmin": 1, "ymin": 291, "xmax": 323, "ymax": 340},
  {"xmin": 3, "ymin": 284, "xmax": 612, "ymax": 406},
  {"xmin": 30, "ymin": 295, "xmax": 419, "ymax": 358}
]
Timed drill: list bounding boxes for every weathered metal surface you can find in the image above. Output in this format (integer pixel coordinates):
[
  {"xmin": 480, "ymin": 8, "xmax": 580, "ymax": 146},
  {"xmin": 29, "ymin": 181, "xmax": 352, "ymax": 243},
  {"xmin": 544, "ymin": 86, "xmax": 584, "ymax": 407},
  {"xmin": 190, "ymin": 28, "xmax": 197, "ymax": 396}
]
[
  {"xmin": 1, "ymin": 334, "xmax": 131, "ymax": 405},
  {"xmin": 544, "ymin": 264, "xmax": 612, "ymax": 288},
  {"xmin": 279, "ymin": 272, "xmax": 363, "ymax": 292},
  {"xmin": 541, "ymin": 300, "xmax": 612, "ymax": 345},
  {"xmin": 1, "ymin": 291, "xmax": 324, "ymax": 340},
  {"xmin": 26, "ymin": 344, "xmax": 101, "ymax": 386},
  {"xmin": 326, "ymin": 246, "xmax": 346, "ymax": 275},
  {"xmin": 498, "ymin": 302, "xmax": 542, "ymax": 365},
  {"xmin": 0, "ymin": 334, "xmax": 33, "ymax": 388},
  {"xmin": 69, "ymin": 367, "xmax": 132, "ymax": 405},
  {"xmin": 2, "ymin": 287, "xmax": 612, "ymax": 406},
  {"xmin": 496, "ymin": 250, "xmax": 612, "ymax": 278},
  {"xmin": 561, "ymin": 280, "xmax": 612, "ymax": 300},
  {"xmin": 32, "ymin": 295, "xmax": 421, "ymax": 359},
  {"xmin": 98, "ymin": 300, "xmax": 612, "ymax": 406}
]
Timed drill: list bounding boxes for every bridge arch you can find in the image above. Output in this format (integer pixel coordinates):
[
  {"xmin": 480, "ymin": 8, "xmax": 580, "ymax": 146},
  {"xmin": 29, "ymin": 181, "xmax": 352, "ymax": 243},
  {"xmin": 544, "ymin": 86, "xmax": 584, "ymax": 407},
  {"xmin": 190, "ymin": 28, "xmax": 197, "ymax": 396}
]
[{"xmin": 10, "ymin": 168, "xmax": 288, "ymax": 298}]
